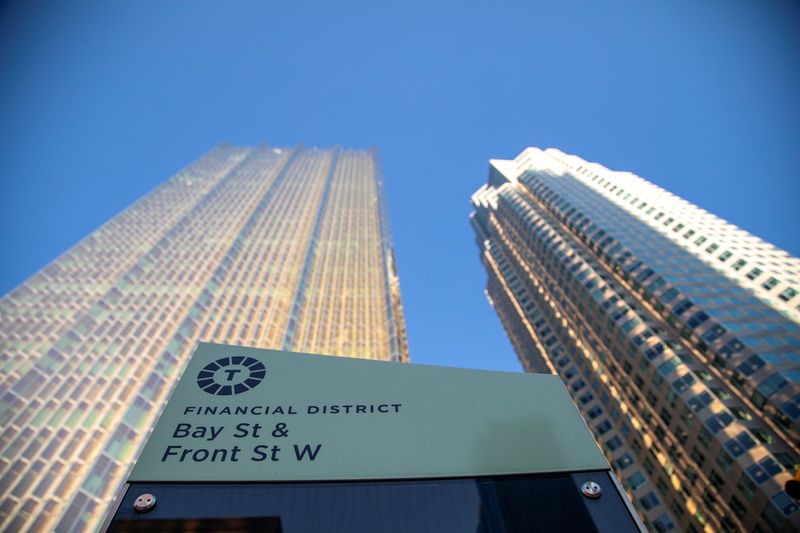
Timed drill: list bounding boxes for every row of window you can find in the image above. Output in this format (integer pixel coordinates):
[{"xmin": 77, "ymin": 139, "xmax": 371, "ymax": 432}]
[
  {"xmin": 498, "ymin": 173, "xmax": 799, "ymax": 531},
  {"xmin": 580, "ymin": 166, "xmax": 799, "ymax": 311},
  {"xmin": 490, "ymin": 187, "xmax": 707, "ymax": 528}
]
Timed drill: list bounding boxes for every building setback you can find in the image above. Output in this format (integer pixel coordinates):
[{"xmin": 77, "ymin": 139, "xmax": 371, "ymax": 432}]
[
  {"xmin": 470, "ymin": 148, "xmax": 799, "ymax": 532},
  {"xmin": 0, "ymin": 144, "xmax": 409, "ymax": 531}
]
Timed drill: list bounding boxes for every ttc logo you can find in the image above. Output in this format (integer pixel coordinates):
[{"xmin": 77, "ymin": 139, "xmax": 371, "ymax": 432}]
[{"xmin": 196, "ymin": 356, "xmax": 266, "ymax": 396}]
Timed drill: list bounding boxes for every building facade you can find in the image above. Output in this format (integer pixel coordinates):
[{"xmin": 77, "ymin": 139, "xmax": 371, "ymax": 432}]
[
  {"xmin": 0, "ymin": 144, "xmax": 409, "ymax": 531},
  {"xmin": 471, "ymin": 148, "xmax": 800, "ymax": 532}
]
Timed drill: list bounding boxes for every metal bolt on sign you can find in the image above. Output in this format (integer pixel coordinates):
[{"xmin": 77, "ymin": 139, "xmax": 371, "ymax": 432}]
[
  {"xmin": 133, "ymin": 493, "xmax": 156, "ymax": 513},
  {"xmin": 581, "ymin": 481, "xmax": 602, "ymax": 499}
]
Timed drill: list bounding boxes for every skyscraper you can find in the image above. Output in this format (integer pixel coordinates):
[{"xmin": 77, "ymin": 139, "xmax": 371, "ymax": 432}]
[
  {"xmin": 0, "ymin": 144, "xmax": 409, "ymax": 531},
  {"xmin": 470, "ymin": 148, "xmax": 800, "ymax": 532}
]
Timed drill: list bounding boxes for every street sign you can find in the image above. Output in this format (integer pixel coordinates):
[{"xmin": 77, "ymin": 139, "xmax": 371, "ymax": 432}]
[
  {"xmin": 130, "ymin": 342, "xmax": 608, "ymax": 482},
  {"xmin": 105, "ymin": 343, "xmax": 645, "ymax": 532}
]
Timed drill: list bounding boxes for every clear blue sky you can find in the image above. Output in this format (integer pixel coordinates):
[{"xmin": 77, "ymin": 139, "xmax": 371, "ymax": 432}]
[{"xmin": 1, "ymin": 0, "xmax": 799, "ymax": 372}]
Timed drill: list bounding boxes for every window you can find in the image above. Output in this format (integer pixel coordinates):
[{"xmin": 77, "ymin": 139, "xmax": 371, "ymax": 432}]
[
  {"xmin": 746, "ymin": 456, "xmax": 782, "ymax": 487},
  {"xmin": 751, "ymin": 428, "xmax": 774, "ymax": 445},
  {"xmin": 586, "ymin": 405, "xmax": 603, "ymax": 419},
  {"xmin": 663, "ymin": 217, "xmax": 674, "ymax": 226},
  {"xmin": 729, "ymin": 495, "xmax": 747, "ymax": 519},
  {"xmin": 657, "ymin": 358, "xmax": 681, "ymax": 378},
  {"xmin": 781, "ymin": 394, "xmax": 800, "ymax": 420},
  {"xmin": 683, "ymin": 229, "xmax": 696, "ymax": 239},
  {"xmin": 673, "ymin": 299, "xmax": 693, "ymax": 315},
  {"xmin": 746, "ymin": 268, "xmax": 763, "ymax": 280},
  {"xmin": 695, "ymin": 236, "xmax": 707, "ymax": 245},
  {"xmin": 701, "ymin": 324, "xmax": 726, "ymax": 344},
  {"xmin": 719, "ymin": 338, "xmax": 744, "ymax": 357},
  {"xmin": 697, "ymin": 427, "xmax": 713, "ymax": 448},
  {"xmin": 685, "ymin": 467, "xmax": 698, "ymax": 487},
  {"xmin": 762, "ymin": 277, "xmax": 779, "ymax": 291},
  {"xmin": 721, "ymin": 516, "xmax": 742, "ymax": 533},
  {"xmin": 712, "ymin": 387, "xmax": 732, "ymax": 401},
  {"xmin": 779, "ymin": 287, "xmax": 798, "ymax": 302},
  {"xmin": 737, "ymin": 473, "xmax": 757, "ymax": 501},
  {"xmin": 687, "ymin": 390, "xmax": 713, "ymax": 412},
  {"xmin": 644, "ymin": 342, "xmax": 666, "ymax": 361},
  {"xmin": 732, "ymin": 407, "xmax": 752, "ymax": 420},
  {"xmin": 697, "ymin": 370, "xmax": 714, "ymax": 382},
  {"xmin": 704, "ymin": 411, "xmax": 734, "ymax": 434},
  {"xmin": 709, "ymin": 470, "xmax": 726, "ymax": 489},
  {"xmin": 627, "ymin": 471, "xmax": 646, "ymax": 490},
  {"xmin": 724, "ymin": 432, "xmax": 756, "ymax": 458},
  {"xmin": 596, "ymin": 420, "xmax": 612, "ymax": 435},
  {"xmin": 769, "ymin": 491, "xmax": 800, "ymax": 517},
  {"xmin": 701, "ymin": 488, "xmax": 716, "ymax": 507},
  {"xmin": 757, "ymin": 373, "xmax": 787, "ymax": 397},
  {"xmin": 672, "ymin": 373, "xmax": 696, "ymax": 393},
  {"xmin": 655, "ymin": 477, "xmax": 670, "ymax": 497},
  {"xmin": 732, "ymin": 259, "xmax": 747, "ymax": 271},
  {"xmin": 719, "ymin": 251, "xmax": 732, "ymax": 262},
  {"xmin": 652, "ymin": 513, "xmax": 675, "ymax": 532},
  {"xmin": 690, "ymin": 447, "xmax": 705, "ymax": 466},
  {"xmin": 639, "ymin": 491, "xmax": 660, "ymax": 511},
  {"xmin": 615, "ymin": 452, "xmax": 634, "ymax": 469},
  {"xmin": 716, "ymin": 450, "xmax": 734, "ymax": 473},
  {"xmin": 706, "ymin": 243, "xmax": 719, "ymax": 253},
  {"xmin": 600, "ymin": 392, "xmax": 610, "ymax": 406},
  {"xmin": 686, "ymin": 311, "xmax": 708, "ymax": 328},
  {"xmin": 670, "ymin": 501, "xmax": 685, "ymax": 518},
  {"xmin": 578, "ymin": 392, "xmax": 595, "ymax": 405},
  {"xmin": 774, "ymin": 411, "xmax": 793, "ymax": 434},
  {"xmin": 695, "ymin": 509, "xmax": 709, "ymax": 526},
  {"xmin": 661, "ymin": 287, "xmax": 679, "ymax": 302},
  {"xmin": 736, "ymin": 355, "xmax": 765, "ymax": 376},
  {"xmin": 673, "ymin": 223, "xmax": 684, "ymax": 232}
]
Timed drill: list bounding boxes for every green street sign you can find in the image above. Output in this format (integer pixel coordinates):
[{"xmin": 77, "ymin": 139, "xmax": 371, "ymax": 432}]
[{"xmin": 129, "ymin": 342, "xmax": 608, "ymax": 482}]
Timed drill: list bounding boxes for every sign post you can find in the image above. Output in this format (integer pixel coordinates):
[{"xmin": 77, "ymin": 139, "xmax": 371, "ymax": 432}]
[{"xmin": 103, "ymin": 342, "xmax": 646, "ymax": 532}]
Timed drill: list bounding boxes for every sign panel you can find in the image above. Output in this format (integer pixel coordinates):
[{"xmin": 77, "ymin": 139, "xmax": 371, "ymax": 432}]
[{"xmin": 129, "ymin": 342, "xmax": 607, "ymax": 482}]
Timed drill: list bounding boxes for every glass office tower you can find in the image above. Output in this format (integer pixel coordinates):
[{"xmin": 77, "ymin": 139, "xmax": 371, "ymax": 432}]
[
  {"xmin": 470, "ymin": 148, "xmax": 799, "ymax": 532},
  {"xmin": 0, "ymin": 144, "xmax": 409, "ymax": 532}
]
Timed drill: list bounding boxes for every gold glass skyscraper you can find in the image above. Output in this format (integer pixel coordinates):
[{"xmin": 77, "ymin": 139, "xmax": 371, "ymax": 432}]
[
  {"xmin": 471, "ymin": 148, "xmax": 799, "ymax": 533},
  {"xmin": 0, "ymin": 144, "xmax": 409, "ymax": 531}
]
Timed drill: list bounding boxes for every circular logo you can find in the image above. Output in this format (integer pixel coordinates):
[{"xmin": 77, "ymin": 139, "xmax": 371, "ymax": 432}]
[{"xmin": 196, "ymin": 356, "xmax": 266, "ymax": 396}]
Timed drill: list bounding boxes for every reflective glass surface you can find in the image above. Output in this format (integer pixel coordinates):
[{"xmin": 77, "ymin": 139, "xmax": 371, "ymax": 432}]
[{"xmin": 109, "ymin": 471, "xmax": 639, "ymax": 532}]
